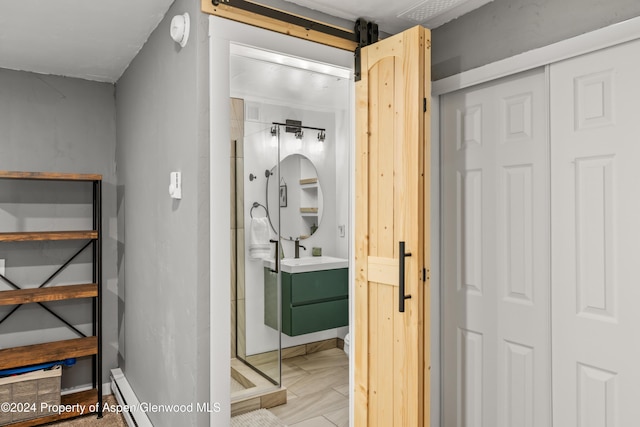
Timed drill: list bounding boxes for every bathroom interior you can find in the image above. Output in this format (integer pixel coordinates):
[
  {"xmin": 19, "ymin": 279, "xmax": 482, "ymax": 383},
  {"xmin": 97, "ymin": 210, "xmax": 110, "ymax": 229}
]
[{"xmin": 228, "ymin": 43, "xmax": 353, "ymax": 418}]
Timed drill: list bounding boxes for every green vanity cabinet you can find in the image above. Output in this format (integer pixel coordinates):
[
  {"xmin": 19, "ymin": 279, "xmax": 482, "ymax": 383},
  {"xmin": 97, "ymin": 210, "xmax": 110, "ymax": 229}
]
[{"xmin": 264, "ymin": 267, "xmax": 349, "ymax": 336}]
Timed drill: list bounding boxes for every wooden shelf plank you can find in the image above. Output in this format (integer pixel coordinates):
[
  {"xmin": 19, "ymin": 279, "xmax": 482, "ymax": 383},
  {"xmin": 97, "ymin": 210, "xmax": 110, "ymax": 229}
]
[
  {"xmin": 0, "ymin": 171, "xmax": 102, "ymax": 181},
  {"xmin": 0, "ymin": 231, "xmax": 98, "ymax": 242},
  {"xmin": 299, "ymin": 177, "xmax": 318, "ymax": 185},
  {"xmin": 0, "ymin": 284, "xmax": 98, "ymax": 306},
  {"xmin": 9, "ymin": 389, "xmax": 100, "ymax": 427},
  {"xmin": 0, "ymin": 337, "xmax": 97, "ymax": 370}
]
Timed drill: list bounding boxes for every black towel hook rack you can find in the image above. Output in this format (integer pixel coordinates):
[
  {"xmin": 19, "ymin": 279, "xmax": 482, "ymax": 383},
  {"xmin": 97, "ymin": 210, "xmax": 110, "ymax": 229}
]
[{"xmin": 250, "ymin": 202, "xmax": 268, "ymax": 218}]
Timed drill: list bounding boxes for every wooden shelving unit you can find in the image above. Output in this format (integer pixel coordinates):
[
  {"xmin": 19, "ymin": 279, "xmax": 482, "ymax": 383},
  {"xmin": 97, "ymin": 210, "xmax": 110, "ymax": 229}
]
[
  {"xmin": 0, "ymin": 171, "xmax": 103, "ymax": 426},
  {"xmin": 0, "ymin": 337, "xmax": 98, "ymax": 371},
  {"xmin": 299, "ymin": 177, "xmax": 319, "ymax": 236},
  {"xmin": 0, "ymin": 171, "xmax": 102, "ymax": 181},
  {"xmin": 0, "ymin": 283, "xmax": 97, "ymax": 305},
  {"xmin": 0, "ymin": 231, "xmax": 98, "ymax": 242}
]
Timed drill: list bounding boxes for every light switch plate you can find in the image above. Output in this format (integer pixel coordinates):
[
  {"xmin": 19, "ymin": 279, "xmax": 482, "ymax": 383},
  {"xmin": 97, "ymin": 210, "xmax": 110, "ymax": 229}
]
[
  {"xmin": 0, "ymin": 259, "xmax": 5, "ymax": 276},
  {"xmin": 338, "ymin": 225, "xmax": 345, "ymax": 238}
]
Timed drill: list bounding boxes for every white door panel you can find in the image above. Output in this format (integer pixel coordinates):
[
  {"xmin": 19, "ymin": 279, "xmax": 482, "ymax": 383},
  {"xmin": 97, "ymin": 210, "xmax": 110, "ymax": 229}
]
[
  {"xmin": 551, "ymin": 39, "xmax": 640, "ymax": 426},
  {"xmin": 442, "ymin": 69, "xmax": 551, "ymax": 427},
  {"xmin": 443, "ymin": 36, "xmax": 640, "ymax": 427}
]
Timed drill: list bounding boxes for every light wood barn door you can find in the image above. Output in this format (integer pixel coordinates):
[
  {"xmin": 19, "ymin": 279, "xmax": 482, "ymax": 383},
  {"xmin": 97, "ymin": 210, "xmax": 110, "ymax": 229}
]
[{"xmin": 355, "ymin": 25, "xmax": 431, "ymax": 427}]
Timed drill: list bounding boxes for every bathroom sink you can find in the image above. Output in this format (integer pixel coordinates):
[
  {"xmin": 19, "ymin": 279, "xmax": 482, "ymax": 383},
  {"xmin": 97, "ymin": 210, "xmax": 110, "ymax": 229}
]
[{"xmin": 263, "ymin": 256, "xmax": 348, "ymax": 273}]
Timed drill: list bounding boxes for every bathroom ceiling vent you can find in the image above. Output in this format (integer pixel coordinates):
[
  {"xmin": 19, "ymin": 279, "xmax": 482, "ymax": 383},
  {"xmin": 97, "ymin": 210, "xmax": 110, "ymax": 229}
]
[{"xmin": 397, "ymin": 0, "xmax": 494, "ymax": 28}]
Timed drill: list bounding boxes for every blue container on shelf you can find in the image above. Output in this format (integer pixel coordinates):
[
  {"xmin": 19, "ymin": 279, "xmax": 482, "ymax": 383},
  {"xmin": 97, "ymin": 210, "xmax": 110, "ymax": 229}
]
[{"xmin": 0, "ymin": 358, "xmax": 76, "ymax": 377}]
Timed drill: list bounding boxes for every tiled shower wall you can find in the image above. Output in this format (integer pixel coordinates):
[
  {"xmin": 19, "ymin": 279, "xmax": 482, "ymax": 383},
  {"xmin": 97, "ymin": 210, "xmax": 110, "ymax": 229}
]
[{"xmin": 230, "ymin": 98, "xmax": 245, "ymax": 359}]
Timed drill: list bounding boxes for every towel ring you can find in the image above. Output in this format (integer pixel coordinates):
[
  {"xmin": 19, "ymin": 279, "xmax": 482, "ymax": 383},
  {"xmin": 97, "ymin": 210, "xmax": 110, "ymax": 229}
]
[{"xmin": 250, "ymin": 202, "xmax": 267, "ymax": 218}]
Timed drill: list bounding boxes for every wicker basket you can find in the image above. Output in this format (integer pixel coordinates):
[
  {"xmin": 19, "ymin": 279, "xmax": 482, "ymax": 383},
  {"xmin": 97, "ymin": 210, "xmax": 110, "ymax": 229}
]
[{"xmin": 0, "ymin": 365, "xmax": 62, "ymax": 425}]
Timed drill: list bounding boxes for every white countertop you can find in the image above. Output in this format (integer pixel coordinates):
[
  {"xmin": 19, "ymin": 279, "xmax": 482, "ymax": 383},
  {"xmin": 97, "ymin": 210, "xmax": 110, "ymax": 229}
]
[{"xmin": 263, "ymin": 256, "xmax": 349, "ymax": 273}]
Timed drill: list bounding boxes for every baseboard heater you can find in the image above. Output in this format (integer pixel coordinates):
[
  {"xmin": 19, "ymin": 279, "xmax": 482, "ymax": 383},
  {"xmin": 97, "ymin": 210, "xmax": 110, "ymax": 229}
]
[{"xmin": 111, "ymin": 368, "xmax": 153, "ymax": 427}]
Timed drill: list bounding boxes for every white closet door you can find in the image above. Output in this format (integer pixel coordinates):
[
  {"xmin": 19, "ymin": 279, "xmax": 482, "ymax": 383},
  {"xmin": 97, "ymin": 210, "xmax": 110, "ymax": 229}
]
[
  {"xmin": 442, "ymin": 69, "xmax": 551, "ymax": 427},
  {"xmin": 551, "ymin": 39, "xmax": 640, "ymax": 426}
]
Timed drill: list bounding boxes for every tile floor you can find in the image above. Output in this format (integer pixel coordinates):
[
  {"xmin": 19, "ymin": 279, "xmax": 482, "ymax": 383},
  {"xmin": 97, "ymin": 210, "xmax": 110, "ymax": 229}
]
[
  {"xmin": 231, "ymin": 376, "xmax": 248, "ymax": 393},
  {"xmin": 53, "ymin": 348, "xmax": 349, "ymax": 427},
  {"xmin": 267, "ymin": 348, "xmax": 349, "ymax": 427}
]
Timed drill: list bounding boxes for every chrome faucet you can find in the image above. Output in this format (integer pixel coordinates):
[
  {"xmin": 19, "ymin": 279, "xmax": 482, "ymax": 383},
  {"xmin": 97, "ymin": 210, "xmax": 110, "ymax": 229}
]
[{"xmin": 294, "ymin": 238, "xmax": 306, "ymax": 259}]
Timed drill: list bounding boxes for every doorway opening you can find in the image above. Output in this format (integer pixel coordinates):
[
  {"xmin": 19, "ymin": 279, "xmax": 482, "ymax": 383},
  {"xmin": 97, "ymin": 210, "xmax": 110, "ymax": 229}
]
[{"xmin": 228, "ymin": 42, "xmax": 354, "ymax": 425}]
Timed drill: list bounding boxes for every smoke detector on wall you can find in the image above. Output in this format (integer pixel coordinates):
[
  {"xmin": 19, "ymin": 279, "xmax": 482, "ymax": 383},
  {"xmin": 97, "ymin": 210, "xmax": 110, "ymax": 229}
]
[{"xmin": 170, "ymin": 13, "xmax": 190, "ymax": 47}]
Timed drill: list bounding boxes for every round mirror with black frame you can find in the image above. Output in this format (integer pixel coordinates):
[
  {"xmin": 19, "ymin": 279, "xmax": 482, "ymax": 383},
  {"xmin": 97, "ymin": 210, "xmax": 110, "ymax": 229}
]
[{"xmin": 267, "ymin": 153, "xmax": 323, "ymax": 240}]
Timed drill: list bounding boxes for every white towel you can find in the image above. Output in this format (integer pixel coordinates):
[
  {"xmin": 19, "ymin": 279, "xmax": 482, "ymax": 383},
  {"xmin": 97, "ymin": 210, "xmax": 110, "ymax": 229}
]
[{"xmin": 249, "ymin": 217, "xmax": 271, "ymax": 260}]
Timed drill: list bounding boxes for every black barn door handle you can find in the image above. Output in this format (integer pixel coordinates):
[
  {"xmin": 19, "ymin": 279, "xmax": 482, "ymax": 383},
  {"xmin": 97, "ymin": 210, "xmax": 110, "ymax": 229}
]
[
  {"xmin": 399, "ymin": 241, "xmax": 412, "ymax": 313},
  {"xmin": 270, "ymin": 239, "xmax": 279, "ymax": 273}
]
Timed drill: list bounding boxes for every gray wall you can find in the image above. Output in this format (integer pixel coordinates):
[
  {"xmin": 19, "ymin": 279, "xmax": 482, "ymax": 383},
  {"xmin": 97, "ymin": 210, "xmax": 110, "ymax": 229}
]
[
  {"xmin": 115, "ymin": 0, "xmax": 210, "ymax": 425},
  {"xmin": 432, "ymin": 0, "xmax": 640, "ymax": 80},
  {"xmin": 0, "ymin": 69, "xmax": 118, "ymax": 388}
]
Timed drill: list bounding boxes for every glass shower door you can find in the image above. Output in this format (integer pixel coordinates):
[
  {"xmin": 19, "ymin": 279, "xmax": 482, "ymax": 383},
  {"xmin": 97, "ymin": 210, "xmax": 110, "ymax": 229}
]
[{"xmin": 236, "ymin": 120, "xmax": 282, "ymax": 389}]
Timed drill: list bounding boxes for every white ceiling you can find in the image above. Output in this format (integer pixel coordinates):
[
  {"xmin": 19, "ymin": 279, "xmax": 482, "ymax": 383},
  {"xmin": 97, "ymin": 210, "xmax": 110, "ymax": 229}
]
[
  {"xmin": 0, "ymin": 0, "xmax": 490, "ymax": 83},
  {"xmin": 0, "ymin": 0, "xmax": 174, "ymax": 83},
  {"xmin": 280, "ymin": 0, "xmax": 493, "ymax": 34}
]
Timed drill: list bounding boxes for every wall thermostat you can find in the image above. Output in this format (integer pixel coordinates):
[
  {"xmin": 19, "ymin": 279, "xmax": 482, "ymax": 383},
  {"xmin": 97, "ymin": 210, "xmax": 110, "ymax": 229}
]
[{"xmin": 169, "ymin": 172, "xmax": 182, "ymax": 199}]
